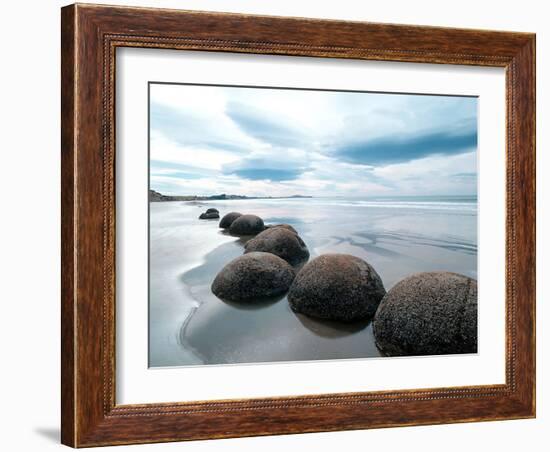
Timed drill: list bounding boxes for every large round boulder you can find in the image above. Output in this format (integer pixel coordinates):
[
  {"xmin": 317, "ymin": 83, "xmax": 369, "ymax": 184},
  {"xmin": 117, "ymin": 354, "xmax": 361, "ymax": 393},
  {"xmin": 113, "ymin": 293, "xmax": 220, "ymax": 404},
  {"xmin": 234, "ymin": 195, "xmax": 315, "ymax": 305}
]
[
  {"xmin": 199, "ymin": 211, "xmax": 219, "ymax": 219},
  {"xmin": 288, "ymin": 254, "xmax": 386, "ymax": 322},
  {"xmin": 206, "ymin": 207, "xmax": 219, "ymax": 214},
  {"xmin": 211, "ymin": 252, "xmax": 296, "ymax": 302},
  {"xmin": 244, "ymin": 227, "xmax": 309, "ymax": 265},
  {"xmin": 219, "ymin": 212, "xmax": 242, "ymax": 229},
  {"xmin": 373, "ymin": 272, "xmax": 477, "ymax": 356},
  {"xmin": 229, "ymin": 214, "xmax": 265, "ymax": 236}
]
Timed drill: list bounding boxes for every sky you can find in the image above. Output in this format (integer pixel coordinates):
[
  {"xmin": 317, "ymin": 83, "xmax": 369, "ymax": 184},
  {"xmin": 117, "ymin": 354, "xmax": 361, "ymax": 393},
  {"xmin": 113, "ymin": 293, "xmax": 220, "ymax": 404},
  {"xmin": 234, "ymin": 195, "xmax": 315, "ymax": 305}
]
[{"xmin": 149, "ymin": 83, "xmax": 477, "ymax": 198}]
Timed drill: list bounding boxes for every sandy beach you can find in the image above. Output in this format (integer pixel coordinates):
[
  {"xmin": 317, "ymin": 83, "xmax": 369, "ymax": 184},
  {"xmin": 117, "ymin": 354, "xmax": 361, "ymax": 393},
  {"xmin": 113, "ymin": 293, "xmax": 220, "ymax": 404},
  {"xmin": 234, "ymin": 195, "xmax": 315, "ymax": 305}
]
[{"xmin": 149, "ymin": 196, "xmax": 477, "ymax": 367}]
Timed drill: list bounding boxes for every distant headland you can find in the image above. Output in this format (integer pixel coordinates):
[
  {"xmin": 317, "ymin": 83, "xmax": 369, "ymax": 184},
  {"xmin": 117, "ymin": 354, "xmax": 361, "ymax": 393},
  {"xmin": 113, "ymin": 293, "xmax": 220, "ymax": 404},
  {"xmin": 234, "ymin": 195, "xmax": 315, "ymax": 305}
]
[{"xmin": 149, "ymin": 189, "xmax": 313, "ymax": 202}]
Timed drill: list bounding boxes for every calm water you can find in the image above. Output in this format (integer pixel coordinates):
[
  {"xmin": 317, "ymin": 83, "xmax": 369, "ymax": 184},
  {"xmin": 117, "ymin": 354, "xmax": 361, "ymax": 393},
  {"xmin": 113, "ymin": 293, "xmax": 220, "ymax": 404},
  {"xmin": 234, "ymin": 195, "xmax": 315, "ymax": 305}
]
[{"xmin": 149, "ymin": 196, "xmax": 477, "ymax": 367}]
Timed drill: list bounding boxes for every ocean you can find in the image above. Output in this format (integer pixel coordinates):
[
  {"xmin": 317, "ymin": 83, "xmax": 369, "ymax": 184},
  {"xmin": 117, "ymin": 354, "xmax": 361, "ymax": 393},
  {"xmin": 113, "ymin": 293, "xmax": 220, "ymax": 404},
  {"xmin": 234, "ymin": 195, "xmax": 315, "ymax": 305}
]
[{"xmin": 148, "ymin": 195, "xmax": 477, "ymax": 367}]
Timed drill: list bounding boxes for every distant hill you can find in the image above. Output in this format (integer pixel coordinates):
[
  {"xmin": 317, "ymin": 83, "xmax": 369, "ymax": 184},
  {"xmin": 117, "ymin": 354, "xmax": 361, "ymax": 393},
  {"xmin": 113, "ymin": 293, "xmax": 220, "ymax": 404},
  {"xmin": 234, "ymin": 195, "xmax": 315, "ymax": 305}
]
[{"xmin": 149, "ymin": 189, "xmax": 312, "ymax": 202}]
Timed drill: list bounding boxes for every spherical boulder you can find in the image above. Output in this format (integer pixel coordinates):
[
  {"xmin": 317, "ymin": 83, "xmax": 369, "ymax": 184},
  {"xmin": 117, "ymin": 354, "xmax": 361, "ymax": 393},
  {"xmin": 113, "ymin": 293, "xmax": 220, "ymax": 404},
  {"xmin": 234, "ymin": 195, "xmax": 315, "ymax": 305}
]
[
  {"xmin": 264, "ymin": 223, "xmax": 298, "ymax": 235},
  {"xmin": 373, "ymin": 272, "xmax": 477, "ymax": 356},
  {"xmin": 199, "ymin": 211, "xmax": 219, "ymax": 220},
  {"xmin": 206, "ymin": 207, "xmax": 219, "ymax": 214},
  {"xmin": 288, "ymin": 254, "xmax": 386, "ymax": 322},
  {"xmin": 219, "ymin": 212, "xmax": 242, "ymax": 229},
  {"xmin": 211, "ymin": 252, "xmax": 296, "ymax": 302},
  {"xmin": 229, "ymin": 214, "xmax": 265, "ymax": 236},
  {"xmin": 244, "ymin": 227, "xmax": 309, "ymax": 265}
]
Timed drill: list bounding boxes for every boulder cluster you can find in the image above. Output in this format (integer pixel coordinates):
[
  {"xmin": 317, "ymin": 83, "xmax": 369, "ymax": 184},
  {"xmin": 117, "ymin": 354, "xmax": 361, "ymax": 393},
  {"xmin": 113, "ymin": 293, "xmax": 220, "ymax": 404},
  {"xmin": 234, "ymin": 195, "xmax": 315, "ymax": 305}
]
[
  {"xmin": 207, "ymin": 209, "xmax": 477, "ymax": 356},
  {"xmin": 213, "ymin": 211, "xmax": 308, "ymax": 300}
]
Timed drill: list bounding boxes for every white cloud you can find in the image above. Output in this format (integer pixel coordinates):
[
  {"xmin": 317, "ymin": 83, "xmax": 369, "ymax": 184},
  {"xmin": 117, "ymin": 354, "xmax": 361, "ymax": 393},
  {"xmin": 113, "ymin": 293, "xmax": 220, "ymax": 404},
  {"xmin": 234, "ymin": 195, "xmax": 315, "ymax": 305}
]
[
  {"xmin": 150, "ymin": 131, "xmax": 240, "ymax": 171},
  {"xmin": 149, "ymin": 83, "xmax": 478, "ymax": 197}
]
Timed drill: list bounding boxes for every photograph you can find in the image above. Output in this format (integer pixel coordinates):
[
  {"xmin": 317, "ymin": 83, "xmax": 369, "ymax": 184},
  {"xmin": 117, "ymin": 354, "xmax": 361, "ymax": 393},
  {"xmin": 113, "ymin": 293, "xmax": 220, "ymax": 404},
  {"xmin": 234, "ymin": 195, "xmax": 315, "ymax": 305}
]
[{"xmin": 148, "ymin": 82, "xmax": 479, "ymax": 367}]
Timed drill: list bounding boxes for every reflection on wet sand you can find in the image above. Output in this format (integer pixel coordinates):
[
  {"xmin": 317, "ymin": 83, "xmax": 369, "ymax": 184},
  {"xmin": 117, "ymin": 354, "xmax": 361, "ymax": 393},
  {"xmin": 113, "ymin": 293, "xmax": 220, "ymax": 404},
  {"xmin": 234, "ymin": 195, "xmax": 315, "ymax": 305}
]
[{"xmin": 295, "ymin": 313, "xmax": 370, "ymax": 338}]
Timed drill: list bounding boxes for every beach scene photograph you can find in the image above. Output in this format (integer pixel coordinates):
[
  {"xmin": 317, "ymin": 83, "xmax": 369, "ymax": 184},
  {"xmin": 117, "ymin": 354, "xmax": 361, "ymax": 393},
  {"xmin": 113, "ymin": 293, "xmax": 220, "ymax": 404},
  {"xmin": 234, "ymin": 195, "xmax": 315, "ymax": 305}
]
[{"xmin": 148, "ymin": 82, "xmax": 478, "ymax": 367}]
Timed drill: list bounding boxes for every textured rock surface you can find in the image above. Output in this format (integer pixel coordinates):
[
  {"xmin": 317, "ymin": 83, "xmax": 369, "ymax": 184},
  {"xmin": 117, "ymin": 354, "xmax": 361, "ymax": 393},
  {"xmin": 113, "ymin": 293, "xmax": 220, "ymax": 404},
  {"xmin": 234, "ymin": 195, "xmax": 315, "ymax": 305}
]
[
  {"xmin": 264, "ymin": 223, "xmax": 298, "ymax": 235},
  {"xmin": 211, "ymin": 252, "xmax": 296, "ymax": 302},
  {"xmin": 199, "ymin": 211, "xmax": 220, "ymax": 220},
  {"xmin": 288, "ymin": 254, "xmax": 386, "ymax": 322},
  {"xmin": 373, "ymin": 272, "xmax": 477, "ymax": 356},
  {"xmin": 229, "ymin": 214, "xmax": 265, "ymax": 235},
  {"xmin": 244, "ymin": 227, "xmax": 309, "ymax": 265},
  {"xmin": 219, "ymin": 212, "xmax": 242, "ymax": 229},
  {"xmin": 205, "ymin": 208, "xmax": 219, "ymax": 214}
]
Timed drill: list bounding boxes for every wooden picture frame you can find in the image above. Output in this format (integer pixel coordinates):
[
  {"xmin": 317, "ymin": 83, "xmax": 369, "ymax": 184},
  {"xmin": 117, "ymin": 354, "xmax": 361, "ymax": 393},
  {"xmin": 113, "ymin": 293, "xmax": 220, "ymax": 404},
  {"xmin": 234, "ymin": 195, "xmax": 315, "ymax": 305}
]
[{"xmin": 61, "ymin": 3, "xmax": 536, "ymax": 447}]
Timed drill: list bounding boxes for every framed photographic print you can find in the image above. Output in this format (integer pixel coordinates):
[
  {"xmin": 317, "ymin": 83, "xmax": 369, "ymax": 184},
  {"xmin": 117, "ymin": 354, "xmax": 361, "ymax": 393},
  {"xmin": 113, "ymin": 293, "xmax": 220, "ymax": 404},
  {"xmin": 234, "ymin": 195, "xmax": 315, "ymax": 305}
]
[{"xmin": 61, "ymin": 3, "xmax": 536, "ymax": 447}]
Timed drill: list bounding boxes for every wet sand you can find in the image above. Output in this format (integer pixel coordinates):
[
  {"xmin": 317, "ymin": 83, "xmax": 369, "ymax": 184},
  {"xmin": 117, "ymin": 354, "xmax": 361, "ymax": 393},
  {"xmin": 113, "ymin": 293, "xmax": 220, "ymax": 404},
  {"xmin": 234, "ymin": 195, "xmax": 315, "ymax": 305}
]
[{"xmin": 149, "ymin": 197, "xmax": 477, "ymax": 367}]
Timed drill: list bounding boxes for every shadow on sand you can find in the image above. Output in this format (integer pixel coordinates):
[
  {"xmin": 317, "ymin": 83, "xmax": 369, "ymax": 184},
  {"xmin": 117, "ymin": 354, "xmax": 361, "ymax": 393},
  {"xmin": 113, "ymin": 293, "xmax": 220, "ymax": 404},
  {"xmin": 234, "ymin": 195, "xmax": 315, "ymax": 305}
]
[
  {"xmin": 218, "ymin": 293, "xmax": 287, "ymax": 311},
  {"xmin": 295, "ymin": 312, "xmax": 371, "ymax": 338}
]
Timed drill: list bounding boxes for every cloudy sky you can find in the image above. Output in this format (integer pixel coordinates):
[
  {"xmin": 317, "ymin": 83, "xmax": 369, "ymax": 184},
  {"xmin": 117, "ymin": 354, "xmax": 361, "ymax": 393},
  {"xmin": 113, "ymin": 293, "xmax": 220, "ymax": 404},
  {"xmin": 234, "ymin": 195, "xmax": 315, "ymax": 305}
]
[{"xmin": 149, "ymin": 83, "xmax": 477, "ymax": 198}]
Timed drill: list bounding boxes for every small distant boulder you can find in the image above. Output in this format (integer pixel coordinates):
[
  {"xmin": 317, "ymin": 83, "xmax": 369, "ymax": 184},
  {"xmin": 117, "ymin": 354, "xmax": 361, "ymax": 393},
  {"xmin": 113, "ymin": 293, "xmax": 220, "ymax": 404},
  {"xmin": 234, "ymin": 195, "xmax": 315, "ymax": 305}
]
[
  {"xmin": 219, "ymin": 212, "xmax": 242, "ymax": 229},
  {"xmin": 199, "ymin": 211, "xmax": 219, "ymax": 220},
  {"xmin": 264, "ymin": 223, "xmax": 298, "ymax": 235},
  {"xmin": 229, "ymin": 214, "xmax": 265, "ymax": 236},
  {"xmin": 211, "ymin": 252, "xmax": 296, "ymax": 302},
  {"xmin": 244, "ymin": 227, "xmax": 309, "ymax": 265},
  {"xmin": 206, "ymin": 208, "xmax": 219, "ymax": 214},
  {"xmin": 288, "ymin": 254, "xmax": 386, "ymax": 322},
  {"xmin": 373, "ymin": 272, "xmax": 477, "ymax": 356}
]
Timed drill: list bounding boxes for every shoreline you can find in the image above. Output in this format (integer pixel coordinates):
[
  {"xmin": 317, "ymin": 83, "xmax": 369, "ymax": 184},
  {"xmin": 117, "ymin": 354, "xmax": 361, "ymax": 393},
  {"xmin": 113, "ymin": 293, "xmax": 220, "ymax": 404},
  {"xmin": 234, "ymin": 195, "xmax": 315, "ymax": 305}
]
[{"xmin": 149, "ymin": 189, "xmax": 313, "ymax": 203}]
